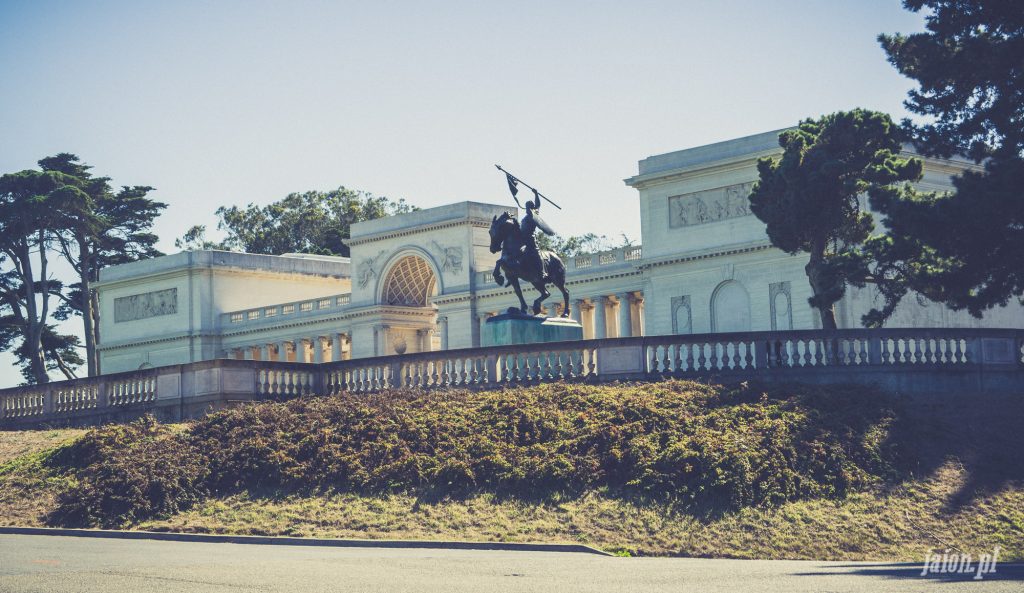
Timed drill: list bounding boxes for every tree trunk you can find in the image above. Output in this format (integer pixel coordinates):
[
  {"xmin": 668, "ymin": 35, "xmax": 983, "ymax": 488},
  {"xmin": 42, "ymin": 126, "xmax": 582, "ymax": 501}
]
[
  {"xmin": 78, "ymin": 240, "xmax": 98, "ymax": 377},
  {"xmin": 91, "ymin": 289, "xmax": 101, "ymax": 374},
  {"xmin": 805, "ymin": 251, "xmax": 838, "ymax": 331},
  {"xmin": 18, "ymin": 243, "xmax": 50, "ymax": 384}
]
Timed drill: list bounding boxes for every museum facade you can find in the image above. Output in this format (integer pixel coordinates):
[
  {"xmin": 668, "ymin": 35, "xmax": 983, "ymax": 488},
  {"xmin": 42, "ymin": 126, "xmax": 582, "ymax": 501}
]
[{"xmin": 94, "ymin": 130, "xmax": 1024, "ymax": 374}]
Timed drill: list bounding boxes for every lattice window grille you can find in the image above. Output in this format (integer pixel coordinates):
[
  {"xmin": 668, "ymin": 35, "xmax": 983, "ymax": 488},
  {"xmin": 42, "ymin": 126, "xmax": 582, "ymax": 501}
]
[{"xmin": 384, "ymin": 256, "xmax": 436, "ymax": 306}]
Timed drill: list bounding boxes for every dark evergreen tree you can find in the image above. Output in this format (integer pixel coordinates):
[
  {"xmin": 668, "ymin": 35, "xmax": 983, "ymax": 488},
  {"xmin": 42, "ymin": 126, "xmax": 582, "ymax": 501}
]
[
  {"xmin": 748, "ymin": 109, "xmax": 922, "ymax": 329},
  {"xmin": 0, "ymin": 170, "xmax": 90, "ymax": 383},
  {"xmin": 39, "ymin": 154, "xmax": 166, "ymax": 377},
  {"xmin": 875, "ymin": 0, "xmax": 1024, "ymax": 317}
]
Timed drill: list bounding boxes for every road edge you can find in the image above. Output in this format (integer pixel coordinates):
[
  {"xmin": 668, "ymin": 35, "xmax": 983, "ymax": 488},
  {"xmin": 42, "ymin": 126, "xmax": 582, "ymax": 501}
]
[{"xmin": 0, "ymin": 526, "xmax": 612, "ymax": 556}]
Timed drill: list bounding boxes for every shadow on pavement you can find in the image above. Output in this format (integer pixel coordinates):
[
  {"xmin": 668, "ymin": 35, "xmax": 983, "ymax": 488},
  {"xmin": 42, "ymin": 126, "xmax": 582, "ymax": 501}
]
[{"xmin": 795, "ymin": 563, "xmax": 1024, "ymax": 582}]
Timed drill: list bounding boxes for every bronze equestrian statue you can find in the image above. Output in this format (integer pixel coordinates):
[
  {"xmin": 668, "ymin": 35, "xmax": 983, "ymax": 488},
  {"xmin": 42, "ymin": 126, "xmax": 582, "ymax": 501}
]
[{"xmin": 489, "ymin": 193, "xmax": 571, "ymax": 317}]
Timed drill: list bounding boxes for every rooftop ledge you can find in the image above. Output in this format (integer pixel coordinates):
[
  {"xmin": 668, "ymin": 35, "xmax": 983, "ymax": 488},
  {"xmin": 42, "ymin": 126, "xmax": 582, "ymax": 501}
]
[{"xmin": 97, "ymin": 250, "xmax": 352, "ymax": 285}]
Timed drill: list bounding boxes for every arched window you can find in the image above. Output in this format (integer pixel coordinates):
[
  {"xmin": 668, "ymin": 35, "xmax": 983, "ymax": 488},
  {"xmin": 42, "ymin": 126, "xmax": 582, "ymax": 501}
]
[{"xmin": 381, "ymin": 255, "xmax": 437, "ymax": 307}]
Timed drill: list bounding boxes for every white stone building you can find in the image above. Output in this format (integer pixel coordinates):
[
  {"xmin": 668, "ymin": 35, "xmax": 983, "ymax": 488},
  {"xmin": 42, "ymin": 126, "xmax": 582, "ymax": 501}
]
[{"xmin": 94, "ymin": 130, "xmax": 1024, "ymax": 374}]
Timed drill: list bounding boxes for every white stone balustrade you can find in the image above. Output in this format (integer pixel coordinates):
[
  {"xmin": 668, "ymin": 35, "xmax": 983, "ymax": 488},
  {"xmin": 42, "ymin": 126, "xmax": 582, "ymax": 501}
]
[{"xmin": 2, "ymin": 328, "xmax": 1022, "ymax": 428}]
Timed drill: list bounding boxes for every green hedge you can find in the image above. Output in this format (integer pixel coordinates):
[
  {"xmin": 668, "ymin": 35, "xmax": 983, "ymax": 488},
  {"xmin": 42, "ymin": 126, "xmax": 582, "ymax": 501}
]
[{"xmin": 46, "ymin": 380, "xmax": 899, "ymax": 528}]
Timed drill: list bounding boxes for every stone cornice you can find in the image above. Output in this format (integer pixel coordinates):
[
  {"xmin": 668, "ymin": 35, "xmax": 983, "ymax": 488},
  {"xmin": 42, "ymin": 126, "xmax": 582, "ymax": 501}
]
[
  {"xmin": 624, "ymin": 150, "xmax": 778, "ymax": 190},
  {"xmin": 625, "ymin": 147, "xmax": 982, "ymax": 192},
  {"xmin": 97, "ymin": 331, "xmax": 217, "ymax": 351},
  {"xmin": 94, "ymin": 264, "xmax": 347, "ymax": 290},
  {"xmin": 346, "ymin": 217, "xmax": 492, "ymax": 247},
  {"xmin": 638, "ymin": 242, "xmax": 774, "ymax": 269}
]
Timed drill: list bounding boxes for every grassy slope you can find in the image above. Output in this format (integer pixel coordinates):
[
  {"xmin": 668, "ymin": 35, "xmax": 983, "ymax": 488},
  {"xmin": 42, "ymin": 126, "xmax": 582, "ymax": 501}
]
[
  {"xmin": 0, "ymin": 428, "xmax": 85, "ymax": 527},
  {"xmin": 0, "ymin": 384, "xmax": 1021, "ymax": 560},
  {"xmin": 135, "ymin": 462, "xmax": 1023, "ymax": 560}
]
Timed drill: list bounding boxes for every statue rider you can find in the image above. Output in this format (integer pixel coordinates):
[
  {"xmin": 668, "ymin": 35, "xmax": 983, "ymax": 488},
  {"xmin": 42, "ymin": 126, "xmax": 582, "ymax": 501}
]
[{"xmin": 497, "ymin": 189, "xmax": 555, "ymax": 284}]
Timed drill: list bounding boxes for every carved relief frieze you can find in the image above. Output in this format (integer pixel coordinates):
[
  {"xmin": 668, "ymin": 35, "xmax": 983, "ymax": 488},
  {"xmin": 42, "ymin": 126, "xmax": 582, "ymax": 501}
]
[
  {"xmin": 668, "ymin": 182, "xmax": 754, "ymax": 228},
  {"xmin": 431, "ymin": 241, "xmax": 464, "ymax": 274},
  {"xmin": 114, "ymin": 288, "xmax": 177, "ymax": 323},
  {"xmin": 357, "ymin": 250, "xmax": 387, "ymax": 289}
]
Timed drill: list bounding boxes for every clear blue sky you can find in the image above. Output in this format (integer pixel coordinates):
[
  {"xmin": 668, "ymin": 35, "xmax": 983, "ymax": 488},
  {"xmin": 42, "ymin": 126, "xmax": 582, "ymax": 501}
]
[{"xmin": 0, "ymin": 0, "xmax": 925, "ymax": 385}]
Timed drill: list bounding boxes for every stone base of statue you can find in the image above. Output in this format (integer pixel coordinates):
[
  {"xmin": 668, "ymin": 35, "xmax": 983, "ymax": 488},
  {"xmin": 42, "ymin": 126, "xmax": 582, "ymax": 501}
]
[{"xmin": 483, "ymin": 313, "xmax": 583, "ymax": 347}]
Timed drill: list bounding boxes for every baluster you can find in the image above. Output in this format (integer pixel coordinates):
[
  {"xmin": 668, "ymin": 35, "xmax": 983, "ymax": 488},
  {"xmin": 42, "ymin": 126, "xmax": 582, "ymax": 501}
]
[
  {"xmin": 656, "ymin": 345, "xmax": 667, "ymax": 374},
  {"xmin": 565, "ymin": 351, "xmax": 577, "ymax": 378}
]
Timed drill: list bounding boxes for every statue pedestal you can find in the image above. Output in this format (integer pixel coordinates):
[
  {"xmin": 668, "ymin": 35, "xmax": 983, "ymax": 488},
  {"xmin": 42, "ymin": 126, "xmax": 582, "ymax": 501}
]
[{"xmin": 483, "ymin": 314, "xmax": 583, "ymax": 347}]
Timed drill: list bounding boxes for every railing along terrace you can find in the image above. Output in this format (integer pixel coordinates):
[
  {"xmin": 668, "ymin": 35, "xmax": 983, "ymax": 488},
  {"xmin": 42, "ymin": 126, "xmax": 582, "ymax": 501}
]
[
  {"xmin": 0, "ymin": 328, "xmax": 1022, "ymax": 428},
  {"xmin": 222, "ymin": 293, "xmax": 352, "ymax": 327},
  {"xmin": 1, "ymin": 367, "xmax": 159, "ymax": 421},
  {"xmin": 320, "ymin": 341, "xmax": 599, "ymax": 394}
]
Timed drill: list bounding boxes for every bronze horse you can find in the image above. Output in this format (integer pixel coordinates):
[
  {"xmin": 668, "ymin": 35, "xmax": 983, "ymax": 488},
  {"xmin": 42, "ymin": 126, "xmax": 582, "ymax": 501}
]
[{"xmin": 489, "ymin": 212, "xmax": 570, "ymax": 317}]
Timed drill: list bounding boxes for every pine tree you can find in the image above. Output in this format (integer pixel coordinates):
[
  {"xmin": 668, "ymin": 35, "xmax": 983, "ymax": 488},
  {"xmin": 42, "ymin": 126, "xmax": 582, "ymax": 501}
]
[
  {"xmin": 749, "ymin": 109, "xmax": 922, "ymax": 329},
  {"xmin": 876, "ymin": 0, "xmax": 1024, "ymax": 317}
]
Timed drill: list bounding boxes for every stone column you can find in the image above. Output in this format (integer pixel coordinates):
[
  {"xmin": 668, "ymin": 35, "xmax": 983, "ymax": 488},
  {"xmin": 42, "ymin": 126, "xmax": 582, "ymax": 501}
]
[
  {"xmin": 277, "ymin": 341, "xmax": 290, "ymax": 362},
  {"xmin": 593, "ymin": 296, "xmax": 608, "ymax": 339},
  {"xmin": 379, "ymin": 325, "xmax": 390, "ymax": 356},
  {"xmin": 313, "ymin": 337, "xmax": 326, "ymax": 363},
  {"xmin": 617, "ymin": 292, "xmax": 634, "ymax": 338},
  {"xmin": 438, "ymin": 316, "xmax": 449, "ymax": 351},
  {"xmin": 632, "ymin": 292, "xmax": 645, "ymax": 336},
  {"xmin": 477, "ymin": 313, "xmax": 491, "ymax": 347},
  {"xmin": 243, "ymin": 347, "xmax": 254, "ymax": 361},
  {"xmin": 299, "ymin": 338, "xmax": 311, "ymax": 363},
  {"xmin": 260, "ymin": 344, "xmax": 271, "ymax": 361},
  {"xmin": 571, "ymin": 299, "xmax": 584, "ymax": 324},
  {"xmin": 332, "ymin": 334, "xmax": 343, "ymax": 362}
]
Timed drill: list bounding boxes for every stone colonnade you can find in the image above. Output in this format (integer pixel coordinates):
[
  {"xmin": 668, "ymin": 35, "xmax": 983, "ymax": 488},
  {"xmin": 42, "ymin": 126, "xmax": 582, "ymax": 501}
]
[
  {"xmin": 228, "ymin": 332, "xmax": 351, "ymax": 363},
  {"xmin": 476, "ymin": 291, "xmax": 644, "ymax": 341}
]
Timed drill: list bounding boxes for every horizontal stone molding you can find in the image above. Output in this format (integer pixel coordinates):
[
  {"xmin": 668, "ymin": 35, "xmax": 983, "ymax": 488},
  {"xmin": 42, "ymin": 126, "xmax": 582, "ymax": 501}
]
[{"xmin": 2, "ymin": 328, "xmax": 1022, "ymax": 429}]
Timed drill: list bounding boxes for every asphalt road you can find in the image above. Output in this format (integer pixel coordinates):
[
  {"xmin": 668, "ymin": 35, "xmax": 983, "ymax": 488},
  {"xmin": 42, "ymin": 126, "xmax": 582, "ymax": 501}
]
[{"xmin": 1, "ymin": 534, "xmax": 1021, "ymax": 593}]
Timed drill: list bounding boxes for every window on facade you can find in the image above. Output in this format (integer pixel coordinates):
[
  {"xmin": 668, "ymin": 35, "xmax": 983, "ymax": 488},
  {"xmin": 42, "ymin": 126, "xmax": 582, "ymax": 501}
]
[{"xmin": 382, "ymin": 256, "xmax": 437, "ymax": 307}]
